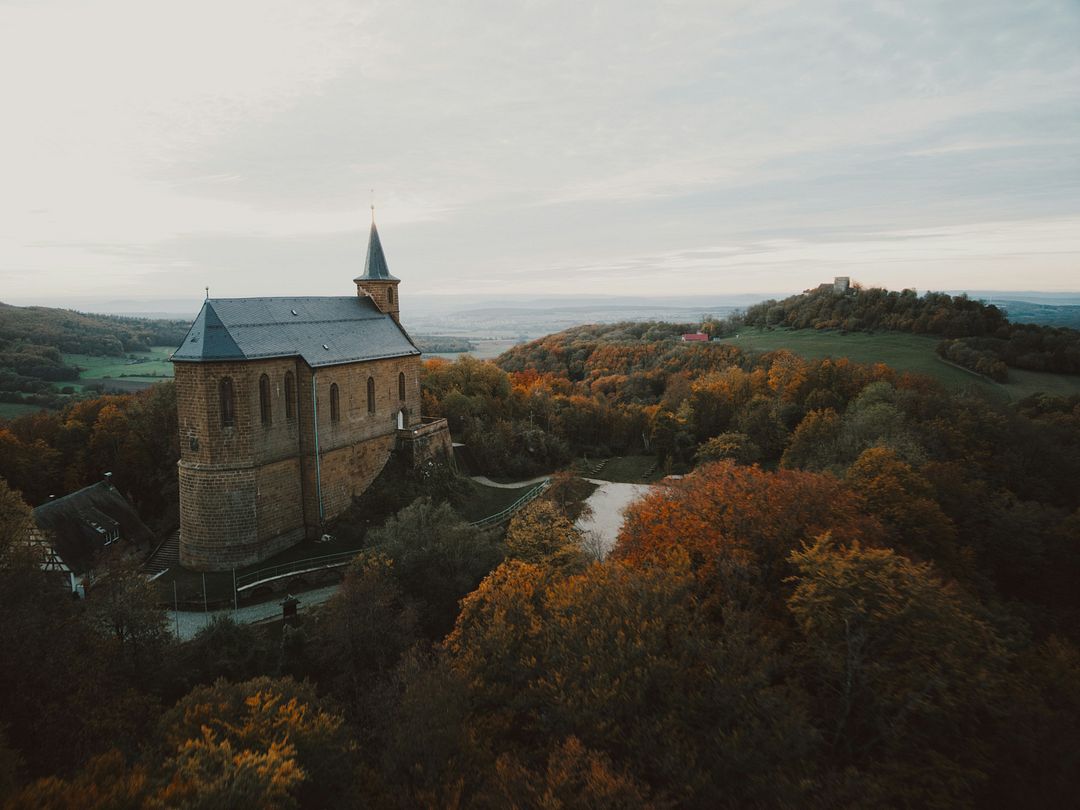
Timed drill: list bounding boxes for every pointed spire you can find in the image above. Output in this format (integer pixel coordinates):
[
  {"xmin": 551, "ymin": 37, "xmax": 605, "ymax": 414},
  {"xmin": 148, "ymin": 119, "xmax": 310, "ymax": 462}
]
[{"xmin": 355, "ymin": 218, "xmax": 399, "ymax": 282}]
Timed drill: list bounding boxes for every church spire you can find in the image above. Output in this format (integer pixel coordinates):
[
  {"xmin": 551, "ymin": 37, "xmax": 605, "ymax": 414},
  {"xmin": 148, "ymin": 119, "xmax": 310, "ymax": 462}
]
[
  {"xmin": 355, "ymin": 217, "xmax": 399, "ymax": 282},
  {"xmin": 354, "ymin": 208, "xmax": 401, "ymax": 324}
]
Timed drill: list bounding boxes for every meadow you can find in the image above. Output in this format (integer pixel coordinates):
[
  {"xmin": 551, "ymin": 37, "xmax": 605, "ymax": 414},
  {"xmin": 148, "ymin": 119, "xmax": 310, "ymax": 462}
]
[
  {"xmin": 62, "ymin": 345, "xmax": 174, "ymax": 390},
  {"xmin": 720, "ymin": 328, "xmax": 1080, "ymax": 402}
]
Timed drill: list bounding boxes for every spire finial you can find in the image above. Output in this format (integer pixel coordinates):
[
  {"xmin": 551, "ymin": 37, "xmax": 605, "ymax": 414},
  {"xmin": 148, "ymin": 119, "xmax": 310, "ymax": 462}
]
[
  {"xmin": 205, "ymin": 286, "xmax": 209, "ymax": 300},
  {"xmin": 370, "ymin": 188, "xmax": 375, "ymax": 224}
]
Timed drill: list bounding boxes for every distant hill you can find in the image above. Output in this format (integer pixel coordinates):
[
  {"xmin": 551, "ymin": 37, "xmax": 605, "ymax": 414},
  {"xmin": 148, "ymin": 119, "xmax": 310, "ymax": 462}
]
[
  {"xmin": 738, "ymin": 285, "xmax": 1080, "ymax": 379},
  {"xmin": 0, "ymin": 302, "xmax": 188, "ymax": 412},
  {"xmin": 993, "ymin": 300, "xmax": 1080, "ymax": 330}
]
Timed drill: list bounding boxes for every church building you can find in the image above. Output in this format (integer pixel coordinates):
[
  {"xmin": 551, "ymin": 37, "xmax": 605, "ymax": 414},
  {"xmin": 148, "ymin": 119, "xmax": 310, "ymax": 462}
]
[{"xmin": 171, "ymin": 218, "xmax": 451, "ymax": 571}]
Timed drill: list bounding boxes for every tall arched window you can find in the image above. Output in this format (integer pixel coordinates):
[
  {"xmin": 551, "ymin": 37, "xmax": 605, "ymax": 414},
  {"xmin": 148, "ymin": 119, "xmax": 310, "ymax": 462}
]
[
  {"xmin": 219, "ymin": 377, "xmax": 235, "ymax": 427},
  {"xmin": 284, "ymin": 371, "xmax": 295, "ymax": 420},
  {"xmin": 259, "ymin": 374, "xmax": 271, "ymax": 425},
  {"xmin": 398, "ymin": 371, "xmax": 406, "ymax": 401},
  {"xmin": 330, "ymin": 383, "xmax": 340, "ymax": 423},
  {"xmin": 387, "ymin": 286, "xmax": 395, "ymax": 307},
  {"xmin": 366, "ymin": 376, "xmax": 375, "ymax": 414}
]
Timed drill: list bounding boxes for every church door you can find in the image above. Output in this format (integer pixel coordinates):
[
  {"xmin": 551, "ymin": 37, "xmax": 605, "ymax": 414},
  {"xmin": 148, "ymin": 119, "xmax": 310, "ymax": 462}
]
[{"xmin": 397, "ymin": 409, "xmax": 405, "ymax": 430}]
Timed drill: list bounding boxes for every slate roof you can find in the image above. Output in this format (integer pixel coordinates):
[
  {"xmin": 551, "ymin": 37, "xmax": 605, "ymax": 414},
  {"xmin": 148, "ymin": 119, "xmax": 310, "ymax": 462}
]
[
  {"xmin": 354, "ymin": 221, "xmax": 399, "ymax": 281},
  {"xmin": 33, "ymin": 481, "xmax": 155, "ymax": 574},
  {"xmin": 171, "ymin": 295, "xmax": 419, "ymax": 367}
]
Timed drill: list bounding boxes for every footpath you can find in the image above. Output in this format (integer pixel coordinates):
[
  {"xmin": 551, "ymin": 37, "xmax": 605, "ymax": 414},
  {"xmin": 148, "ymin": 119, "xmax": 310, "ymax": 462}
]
[{"xmin": 170, "ymin": 583, "xmax": 339, "ymax": 641}]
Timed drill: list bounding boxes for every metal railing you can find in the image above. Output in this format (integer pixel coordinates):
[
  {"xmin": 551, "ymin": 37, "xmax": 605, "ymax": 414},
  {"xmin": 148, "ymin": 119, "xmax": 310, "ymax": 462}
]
[
  {"xmin": 236, "ymin": 550, "xmax": 360, "ymax": 592},
  {"xmin": 470, "ymin": 479, "xmax": 550, "ymax": 529},
  {"xmin": 232, "ymin": 478, "xmax": 549, "ymax": 593}
]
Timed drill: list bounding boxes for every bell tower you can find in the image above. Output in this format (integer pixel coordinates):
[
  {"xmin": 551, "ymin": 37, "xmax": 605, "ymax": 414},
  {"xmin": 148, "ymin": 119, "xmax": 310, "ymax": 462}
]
[{"xmin": 354, "ymin": 207, "xmax": 401, "ymax": 323}]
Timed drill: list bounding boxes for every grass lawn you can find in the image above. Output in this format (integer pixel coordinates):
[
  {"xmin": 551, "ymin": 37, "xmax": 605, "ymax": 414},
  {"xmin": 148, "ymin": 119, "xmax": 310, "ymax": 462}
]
[
  {"xmin": 63, "ymin": 345, "xmax": 175, "ymax": 382},
  {"xmin": 577, "ymin": 455, "xmax": 663, "ymax": 483},
  {"xmin": 720, "ymin": 328, "xmax": 1080, "ymax": 402},
  {"xmin": 452, "ymin": 480, "xmax": 535, "ymax": 522}
]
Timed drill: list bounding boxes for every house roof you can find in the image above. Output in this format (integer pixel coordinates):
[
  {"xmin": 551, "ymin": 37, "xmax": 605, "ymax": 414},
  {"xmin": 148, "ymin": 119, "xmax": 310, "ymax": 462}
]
[
  {"xmin": 354, "ymin": 221, "xmax": 399, "ymax": 282},
  {"xmin": 33, "ymin": 480, "xmax": 155, "ymax": 575},
  {"xmin": 170, "ymin": 295, "xmax": 419, "ymax": 367}
]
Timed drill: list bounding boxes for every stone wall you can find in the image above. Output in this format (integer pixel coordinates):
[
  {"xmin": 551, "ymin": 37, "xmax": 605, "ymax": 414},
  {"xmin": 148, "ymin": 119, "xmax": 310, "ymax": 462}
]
[
  {"xmin": 175, "ymin": 351, "xmax": 423, "ymax": 571},
  {"xmin": 355, "ymin": 280, "xmax": 401, "ymax": 323},
  {"xmin": 396, "ymin": 418, "xmax": 453, "ymax": 469}
]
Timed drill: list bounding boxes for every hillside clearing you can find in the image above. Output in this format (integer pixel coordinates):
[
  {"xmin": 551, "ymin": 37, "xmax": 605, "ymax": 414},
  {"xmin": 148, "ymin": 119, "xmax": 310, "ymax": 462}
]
[{"xmin": 720, "ymin": 328, "xmax": 1080, "ymax": 401}]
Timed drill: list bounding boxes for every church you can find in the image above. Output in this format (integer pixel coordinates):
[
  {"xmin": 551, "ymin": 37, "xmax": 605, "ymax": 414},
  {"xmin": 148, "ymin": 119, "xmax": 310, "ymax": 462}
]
[{"xmin": 171, "ymin": 218, "xmax": 451, "ymax": 571}]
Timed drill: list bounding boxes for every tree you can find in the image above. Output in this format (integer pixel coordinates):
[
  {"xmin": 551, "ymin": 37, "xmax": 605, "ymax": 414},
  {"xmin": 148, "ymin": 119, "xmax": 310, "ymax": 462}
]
[
  {"xmin": 477, "ymin": 737, "xmax": 654, "ymax": 809},
  {"xmin": 615, "ymin": 461, "xmax": 881, "ymax": 608},
  {"xmin": 157, "ymin": 677, "xmax": 355, "ymax": 809},
  {"xmin": 780, "ymin": 408, "xmax": 842, "ymax": 471},
  {"xmin": 446, "ymin": 558, "xmax": 817, "ymax": 806},
  {"xmin": 90, "ymin": 552, "xmax": 171, "ymax": 684},
  {"xmin": 367, "ymin": 497, "xmax": 503, "ymax": 638},
  {"xmin": 504, "ymin": 499, "xmax": 589, "ymax": 576},
  {"xmin": 307, "ymin": 553, "xmax": 419, "ymax": 722},
  {"xmin": 694, "ymin": 431, "xmax": 760, "ymax": 465},
  {"xmin": 787, "ymin": 535, "xmax": 1010, "ymax": 807},
  {"xmin": 845, "ymin": 446, "xmax": 957, "ymax": 565}
]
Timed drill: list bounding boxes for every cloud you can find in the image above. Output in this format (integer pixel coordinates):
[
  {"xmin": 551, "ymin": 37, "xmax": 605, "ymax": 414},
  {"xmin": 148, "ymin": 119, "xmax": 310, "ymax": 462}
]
[{"xmin": 1, "ymin": 0, "xmax": 1079, "ymax": 301}]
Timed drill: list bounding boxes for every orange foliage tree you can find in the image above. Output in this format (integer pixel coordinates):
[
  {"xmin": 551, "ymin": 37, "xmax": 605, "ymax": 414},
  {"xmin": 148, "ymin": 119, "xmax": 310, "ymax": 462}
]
[{"xmin": 614, "ymin": 461, "xmax": 881, "ymax": 601}]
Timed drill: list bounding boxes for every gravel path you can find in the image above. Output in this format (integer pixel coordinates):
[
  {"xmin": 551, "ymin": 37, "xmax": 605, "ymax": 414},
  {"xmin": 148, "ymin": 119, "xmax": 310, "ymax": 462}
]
[
  {"xmin": 469, "ymin": 474, "xmax": 550, "ymax": 489},
  {"xmin": 169, "ymin": 583, "xmax": 341, "ymax": 641},
  {"xmin": 575, "ymin": 479, "xmax": 655, "ymax": 558}
]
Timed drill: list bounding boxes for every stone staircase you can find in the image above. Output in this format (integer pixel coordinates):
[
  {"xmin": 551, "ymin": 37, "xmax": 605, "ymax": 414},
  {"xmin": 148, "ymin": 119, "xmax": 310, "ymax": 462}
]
[{"xmin": 143, "ymin": 529, "xmax": 180, "ymax": 577}]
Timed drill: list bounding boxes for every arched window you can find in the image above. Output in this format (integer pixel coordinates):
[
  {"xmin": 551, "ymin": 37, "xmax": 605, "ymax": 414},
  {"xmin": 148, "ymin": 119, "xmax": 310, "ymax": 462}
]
[
  {"xmin": 387, "ymin": 286, "xmax": 395, "ymax": 307},
  {"xmin": 330, "ymin": 383, "xmax": 340, "ymax": 423},
  {"xmin": 284, "ymin": 371, "xmax": 295, "ymax": 420},
  {"xmin": 366, "ymin": 376, "xmax": 375, "ymax": 414},
  {"xmin": 259, "ymin": 374, "xmax": 271, "ymax": 425},
  {"xmin": 398, "ymin": 371, "xmax": 406, "ymax": 401},
  {"xmin": 219, "ymin": 377, "xmax": 235, "ymax": 427}
]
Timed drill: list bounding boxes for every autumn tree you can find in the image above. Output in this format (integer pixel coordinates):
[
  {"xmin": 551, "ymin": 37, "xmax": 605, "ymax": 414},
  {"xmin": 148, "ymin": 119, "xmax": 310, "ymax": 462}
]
[
  {"xmin": 156, "ymin": 677, "xmax": 355, "ymax": 809},
  {"xmin": 845, "ymin": 446, "xmax": 957, "ymax": 565},
  {"xmin": 694, "ymin": 431, "xmax": 760, "ymax": 465},
  {"xmin": 504, "ymin": 499, "xmax": 589, "ymax": 576},
  {"xmin": 615, "ymin": 461, "xmax": 881, "ymax": 608},
  {"xmin": 446, "ymin": 558, "xmax": 817, "ymax": 806},
  {"xmin": 787, "ymin": 536, "xmax": 1010, "ymax": 807}
]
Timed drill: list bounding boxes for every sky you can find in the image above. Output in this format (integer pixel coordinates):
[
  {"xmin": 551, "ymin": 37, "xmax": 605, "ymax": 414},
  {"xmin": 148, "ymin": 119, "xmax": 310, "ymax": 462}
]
[{"xmin": 1, "ymin": 0, "xmax": 1078, "ymax": 310}]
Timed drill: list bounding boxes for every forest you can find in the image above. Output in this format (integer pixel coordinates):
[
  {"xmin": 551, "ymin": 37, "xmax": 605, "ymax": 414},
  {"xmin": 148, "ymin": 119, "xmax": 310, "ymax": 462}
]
[
  {"xmin": 1, "ymin": 315, "xmax": 1080, "ymax": 808},
  {"xmin": 0, "ymin": 303, "xmax": 188, "ymax": 410},
  {"xmin": 736, "ymin": 285, "xmax": 1080, "ymax": 378}
]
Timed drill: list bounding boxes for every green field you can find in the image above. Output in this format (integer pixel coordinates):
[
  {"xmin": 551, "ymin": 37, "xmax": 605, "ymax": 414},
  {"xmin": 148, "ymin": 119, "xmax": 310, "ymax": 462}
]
[
  {"xmin": 721, "ymin": 328, "xmax": 1080, "ymax": 402},
  {"xmin": 62, "ymin": 345, "xmax": 175, "ymax": 381},
  {"xmin": 0, "ymin": 402, "xmax": 50, "ymax": 419}
]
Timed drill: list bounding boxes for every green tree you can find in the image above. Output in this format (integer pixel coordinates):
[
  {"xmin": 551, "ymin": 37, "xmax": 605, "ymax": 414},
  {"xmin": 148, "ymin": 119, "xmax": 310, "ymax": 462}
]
[{"xmin": 367, "ymin": 497, "xmax": 503, "ymax": 638}]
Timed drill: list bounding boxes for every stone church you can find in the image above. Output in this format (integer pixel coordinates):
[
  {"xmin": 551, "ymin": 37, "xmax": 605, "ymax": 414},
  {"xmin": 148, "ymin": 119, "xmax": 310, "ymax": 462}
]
[{"xmin": 171, "ymin": 219, "xmax": 451, "ymax": 571}]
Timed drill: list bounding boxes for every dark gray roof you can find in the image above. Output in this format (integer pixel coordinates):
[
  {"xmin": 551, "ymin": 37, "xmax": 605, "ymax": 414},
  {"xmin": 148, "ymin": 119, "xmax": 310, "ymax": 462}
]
[
  {"xmin": 33, "ymin": 481, "xmax": 154, "ymax": 574},
  {"xmin": 171, "ymin": 295, "xmax": 419, "ymax": 366},
  {"xmin": 354, "ymin": 221, "xmax": 399, "ymax": 282}
]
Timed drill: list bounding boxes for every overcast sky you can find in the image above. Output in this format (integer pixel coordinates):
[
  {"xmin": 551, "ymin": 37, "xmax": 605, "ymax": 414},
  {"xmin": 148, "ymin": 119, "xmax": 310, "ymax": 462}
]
[{"xmin": 1, "ymin": 0, "xmax": 1078, "ymax": 308}]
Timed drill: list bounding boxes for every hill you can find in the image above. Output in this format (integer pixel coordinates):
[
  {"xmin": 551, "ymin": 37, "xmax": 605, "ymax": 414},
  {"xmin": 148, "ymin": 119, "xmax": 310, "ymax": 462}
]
[
  {"xmin": 734, "ymin": 284, "xmax": 1080, "ymax": 379},
  {"xmin": 0, "ymin": 302, "xmax": 188, "ymax": 412},
  {"xmin": 722, "ymin": 328, "xmax": 1080, "ymax": 402}
]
